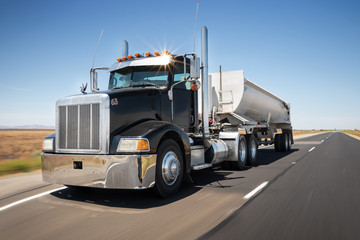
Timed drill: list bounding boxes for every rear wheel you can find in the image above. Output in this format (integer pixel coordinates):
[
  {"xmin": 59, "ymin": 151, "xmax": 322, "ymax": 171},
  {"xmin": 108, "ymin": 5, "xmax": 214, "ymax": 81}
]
[
  {"xmin": 155, "ymin": 139, "xmax": 183, "ymax": 198},
  {"xmin": 274, "ymin": 134, "xmax": 281, "ymax": 152},
  {"xmin": 230, "ymin": 135, "xmax": 247, "ymax": 170},
  {"xmin": 280, "ymin": 133, "xmax": 289, "ymax": 152},
  {"xmin": 246, "ymin": 134, "xmax": 258, "ymax": 166},
  {"xmin": 287, "ymin": 132, "xmax": 292, "ymax": 151}
]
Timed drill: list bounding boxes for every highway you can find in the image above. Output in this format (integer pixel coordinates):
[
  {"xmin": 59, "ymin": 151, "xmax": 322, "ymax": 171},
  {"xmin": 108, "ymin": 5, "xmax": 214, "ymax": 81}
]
[{"xmin": 1, "ymin": 132, "xmax": 359, "ymax": 239}]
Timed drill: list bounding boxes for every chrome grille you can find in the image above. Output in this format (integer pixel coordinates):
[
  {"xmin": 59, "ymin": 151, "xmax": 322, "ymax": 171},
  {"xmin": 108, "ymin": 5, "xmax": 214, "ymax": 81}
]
[
  {"xmin": 58, "ymin": 104, "xmax": 100, "ymax": 150},
  {"xmin": 56, "ymin": 94, "xmax": 109, "ymax": 154}
]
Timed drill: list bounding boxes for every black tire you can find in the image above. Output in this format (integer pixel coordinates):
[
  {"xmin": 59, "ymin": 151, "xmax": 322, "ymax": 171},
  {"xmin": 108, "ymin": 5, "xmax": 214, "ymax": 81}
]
[
  {"xmin": 230, "ymin": 135, "xmax": 247, "ymax": 170},
  {"xmin": 280, "ymin": 133, "xmax": 289, "ymax": 152},
  {"xmin": 154, "ymin": 139, "xmax": 183, "ymax": 198},
  {"xmin": 287, "ymin": 132, "xmax": 292, "ymax": 151},
  {"xmin": 274, "ymin": 134, "xmax": 281, "ymax": 152},
  {"xmin": 245, "ymin": 134, "xmax": 258, "ymax": 166}
]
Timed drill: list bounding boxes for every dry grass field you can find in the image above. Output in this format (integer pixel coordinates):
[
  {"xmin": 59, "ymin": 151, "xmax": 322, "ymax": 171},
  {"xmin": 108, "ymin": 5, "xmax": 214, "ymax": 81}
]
[
  {"xmin": 341, "ymin": 130, "xmax": 360, "ymax": 137},
  {"xmin": 292, "ymin": 130, "xmax": 331, "ymax": 136},
  {"xmin": 0, "ymin": 130, "xmax": 54, "ymax": 176}
]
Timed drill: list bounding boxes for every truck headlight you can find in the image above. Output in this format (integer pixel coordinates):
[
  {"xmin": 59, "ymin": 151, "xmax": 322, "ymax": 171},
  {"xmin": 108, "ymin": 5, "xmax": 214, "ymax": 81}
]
[
  {"xmin": 117, "ymin": 138, "xmax": 150, "ymax": 152},
  {"xmin": 42, "ymin": 138, "xmax": 54, "ymax": 152}
]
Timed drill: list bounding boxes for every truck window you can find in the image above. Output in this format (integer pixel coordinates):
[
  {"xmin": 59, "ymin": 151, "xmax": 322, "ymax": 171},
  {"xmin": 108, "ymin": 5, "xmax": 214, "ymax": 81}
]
[
  {"xmin": 109, "ymin": 67, "xmax": 132, "ymax": 89},
  {"xmin": 132, "ymin": 66, "xmax": 169, "ymax": 86},
  {"xmin": 109, "ymin": 66, "xmax": 169, "ymax": 90}
]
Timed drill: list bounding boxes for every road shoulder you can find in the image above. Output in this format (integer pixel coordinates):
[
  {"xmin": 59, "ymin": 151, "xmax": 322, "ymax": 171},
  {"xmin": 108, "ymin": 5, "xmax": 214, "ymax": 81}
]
[{"xmin": 342, "ymin": 132, "xmax": 360, "ymax": 141}]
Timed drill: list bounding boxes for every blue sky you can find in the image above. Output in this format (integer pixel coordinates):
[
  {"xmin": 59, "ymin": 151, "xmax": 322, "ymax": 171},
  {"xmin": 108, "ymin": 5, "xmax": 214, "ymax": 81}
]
[{"xmin": 0, "ymin": 0, "xmax": 359, "ymax": 129}]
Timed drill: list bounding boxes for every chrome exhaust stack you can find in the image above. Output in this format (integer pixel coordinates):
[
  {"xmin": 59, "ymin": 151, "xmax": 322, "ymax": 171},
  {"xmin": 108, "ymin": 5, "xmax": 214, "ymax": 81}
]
[
  {"xmin": 122, "ymin": 40, "xmax": 129, "ymax": 57},
  {"xmin": 201, "ymin": 26, "xmax": 210, "ymax": 139}
]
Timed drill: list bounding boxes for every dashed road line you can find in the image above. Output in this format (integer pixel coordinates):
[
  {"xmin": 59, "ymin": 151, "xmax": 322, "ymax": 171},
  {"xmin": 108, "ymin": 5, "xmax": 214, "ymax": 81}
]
[
  {"xmin": 309, "ymin": 147, "xmax": 315, "ymax": 152},
  {"xmin": 0, "ymin": 186, "xmax": 67, "ymax": 212},
  {"xmin": 243, "ymin": 182, "xmax": 269, "ymax": 199}
]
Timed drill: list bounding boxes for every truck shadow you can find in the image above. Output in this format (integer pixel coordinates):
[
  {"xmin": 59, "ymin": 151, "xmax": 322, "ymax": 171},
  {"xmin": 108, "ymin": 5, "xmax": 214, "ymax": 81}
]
[
  {"xmin": 50, "ymin": 148, "xmax": 298, "ymax": 209},
  {"xmin": 50, "ymin": 184, "xmax": 201, "ymax": 209},
  {"xmin": 254, "ymin": 148, "xmax": 299, "ymax": 166},
  {"xmin": 49, "ymin": 170, "xmax": 239, "ymax": 209}
]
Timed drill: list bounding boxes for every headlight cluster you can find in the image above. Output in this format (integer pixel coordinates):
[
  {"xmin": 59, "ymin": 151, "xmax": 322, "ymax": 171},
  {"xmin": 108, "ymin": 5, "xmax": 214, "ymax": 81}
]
[
  {"xmin": 41, "ymin": 137, "xmax": 150, "ymax": 153},
  {"xmin": 42, "ymin": 138, "xmax": 54, "ymax": 152},
  {"xmin": 117, "ymin": 138, "xmax": 150, "ymax": 152}
]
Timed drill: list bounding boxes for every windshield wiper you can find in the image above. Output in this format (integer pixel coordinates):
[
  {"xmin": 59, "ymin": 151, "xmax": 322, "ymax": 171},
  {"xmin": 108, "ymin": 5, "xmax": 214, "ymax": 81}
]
[
  {"xmin": 112, "ymin": 86, "xmax": 130, "ymax": 90},
  {"xmin": 132, "ymin": 83, "xmax": 161, "ymax": 88}
]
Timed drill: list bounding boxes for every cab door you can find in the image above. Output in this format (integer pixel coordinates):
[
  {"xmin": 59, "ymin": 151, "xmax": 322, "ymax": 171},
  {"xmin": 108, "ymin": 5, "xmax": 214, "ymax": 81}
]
[{"xmin": 172, "ymin": 61, "xmax": 197, "ymax": 133}]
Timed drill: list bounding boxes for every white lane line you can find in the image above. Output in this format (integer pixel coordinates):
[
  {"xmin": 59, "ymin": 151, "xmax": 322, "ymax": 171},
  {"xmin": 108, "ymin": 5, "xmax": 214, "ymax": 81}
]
[
  {"xmin": 309, "ymin": 147, "xmax": 315, "ymax": 152},
  {"xmin": 243, "ymin": 181, "xmax": 269, "ymax": 199},
  {"xmin": 321, "ymin": 140, "xmax": 324, "ymax": 143},
  {"xmin": 0, "ymin": 186, "xmax": 67, "ymax": 212}
]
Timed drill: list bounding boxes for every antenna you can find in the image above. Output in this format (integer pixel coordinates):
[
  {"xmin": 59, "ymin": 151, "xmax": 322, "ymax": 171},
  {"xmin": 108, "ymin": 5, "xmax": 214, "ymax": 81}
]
[
  {"xmin": 92, "ymin": 29, "xmax": 104, "ymax": 69},
  {"xmin": 193, "ymin": 0, "xmax": 200, "ymax": 53}
]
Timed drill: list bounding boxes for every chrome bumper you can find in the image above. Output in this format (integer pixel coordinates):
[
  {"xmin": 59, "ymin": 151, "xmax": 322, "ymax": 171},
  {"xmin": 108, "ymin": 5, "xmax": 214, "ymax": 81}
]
[{"xmin": 41, "ymin": 153, "xmax": 157, "ymax": 189}]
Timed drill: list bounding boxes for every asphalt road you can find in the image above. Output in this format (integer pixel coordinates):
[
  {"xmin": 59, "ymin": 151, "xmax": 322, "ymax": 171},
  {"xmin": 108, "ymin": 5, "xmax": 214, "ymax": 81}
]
[
  {"xmin": 0, "ymin": 132, "xmax": 358, "ymax": 239},
  {"xmin": 201, "ymin": 132, "xmax": 360, "ymax": 240}
]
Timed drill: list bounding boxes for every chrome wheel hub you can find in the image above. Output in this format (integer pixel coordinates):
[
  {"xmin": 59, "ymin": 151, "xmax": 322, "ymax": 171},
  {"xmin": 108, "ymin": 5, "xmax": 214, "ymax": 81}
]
[
  {"xmin": 239, "ymin": 141, "xmax": 246, "ymax": 163},
  {"xmin": 162, "ymin": 151, "xmax": 180, "ymax": 186},
  {"xmin": 250, "ymin": 139, "xmax": 257, "ymax": 159}
]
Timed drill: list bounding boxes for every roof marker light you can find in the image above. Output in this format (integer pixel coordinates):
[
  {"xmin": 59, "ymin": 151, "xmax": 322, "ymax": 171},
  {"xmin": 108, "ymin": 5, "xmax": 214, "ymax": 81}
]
[
  {"xmin": 134, "ymin": 53, "xmax": 142, "ymax": 58},
  {"xmin": 128, "ymin": 55, "xmax": 133, "ymax": 60},
  {"xmin": 154, "ymin": 51, "xmax": 160, "ymax": 56},
  {"xmin": 122, "ymin": 56, "xmax": 127, "ymax": 61},
  {"xmin": 145, "ymin": 52, "xmax": 152, "ymax": 57},
  {"xmin": 163, "ymin": 50, "xmax": 170, "ymax": 55},
  {"xmin": 117, "ymin": 58, "xmax": 121, "ymax": 62}
]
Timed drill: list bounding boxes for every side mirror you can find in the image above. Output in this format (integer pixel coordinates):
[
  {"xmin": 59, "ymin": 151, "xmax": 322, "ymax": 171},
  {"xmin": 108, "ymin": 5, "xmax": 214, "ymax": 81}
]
[
  {"xmin": 93, "ymin": 71, "xmax": 98, "ymax": 91},
  {"xmin": 190, "ymin": 57, "xmax": 200, "ymax": 80},
  {"xmin": 90, "ymin": 67, "xmax": 109, "ymax": 92}
]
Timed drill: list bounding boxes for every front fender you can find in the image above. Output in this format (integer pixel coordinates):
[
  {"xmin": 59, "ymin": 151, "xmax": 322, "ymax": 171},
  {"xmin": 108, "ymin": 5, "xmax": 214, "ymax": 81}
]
[{"xmin": 109, "ymin": 120, "xmax": 191, "ymax": 176}]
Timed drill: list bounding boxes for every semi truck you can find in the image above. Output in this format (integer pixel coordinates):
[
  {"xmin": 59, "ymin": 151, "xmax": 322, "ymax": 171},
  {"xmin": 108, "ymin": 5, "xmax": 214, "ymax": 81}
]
[{"xmin": 41, "ymin": 26, "xmax": 292, "ymax": 197}]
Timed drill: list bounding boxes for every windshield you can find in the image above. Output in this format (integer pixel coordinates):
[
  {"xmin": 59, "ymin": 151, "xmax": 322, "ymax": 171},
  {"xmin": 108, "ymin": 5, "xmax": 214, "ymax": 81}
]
[{"xmin": 109, "ymin": 65, "xmax": 169, "ymax": 90}]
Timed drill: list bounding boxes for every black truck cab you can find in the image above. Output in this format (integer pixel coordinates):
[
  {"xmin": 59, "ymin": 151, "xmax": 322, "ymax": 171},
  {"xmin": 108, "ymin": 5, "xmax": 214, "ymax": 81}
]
[{"xmin": 106, "ymin": 56, "xmax": 198, "ymax": 135}]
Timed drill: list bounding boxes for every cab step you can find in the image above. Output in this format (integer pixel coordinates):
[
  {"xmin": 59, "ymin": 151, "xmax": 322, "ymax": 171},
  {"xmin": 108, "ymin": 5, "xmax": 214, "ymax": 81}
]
[{"xmin": 192, "ymin": 163, "xmax": 212, "ymax": 170}]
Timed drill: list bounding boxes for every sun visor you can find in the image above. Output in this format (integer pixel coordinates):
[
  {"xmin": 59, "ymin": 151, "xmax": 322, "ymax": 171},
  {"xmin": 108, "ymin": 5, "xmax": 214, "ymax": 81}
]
[{"xmin": 109, "ymin": 56, "xmax": 172, "ymax": 72}]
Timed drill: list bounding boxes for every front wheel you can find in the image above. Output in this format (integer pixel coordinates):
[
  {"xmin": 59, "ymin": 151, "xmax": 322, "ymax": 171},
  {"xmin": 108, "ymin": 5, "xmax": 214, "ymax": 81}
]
[{"xmin": 155, "ymin": 139, "xmax": 183, "ymax": 198}]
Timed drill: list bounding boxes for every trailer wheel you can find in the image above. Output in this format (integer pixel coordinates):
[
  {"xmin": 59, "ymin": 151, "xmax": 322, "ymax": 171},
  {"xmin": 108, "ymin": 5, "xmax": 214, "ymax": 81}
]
[
  {"xmin": 155, "ymin": 139, "xmax": 183, "ymax": 198},
  {"xmin": 246, "ymin": 134, "xmax": 258, "ymax": 166},
  {"xmin": 230, "ymin": 135, "xmax": 247, "ymax": 170},
  {"xmin": 274, "ymin": 134, "xmax": 281, "ymax": 152},
  {"xmin": 280, "ymin": 133, "xmax": 289, "ymax": 152},
  {"xmin": 287, "ymin": 133, "xmax": 292, "ymax": 151}
]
